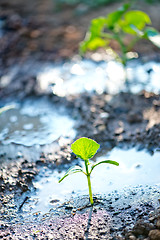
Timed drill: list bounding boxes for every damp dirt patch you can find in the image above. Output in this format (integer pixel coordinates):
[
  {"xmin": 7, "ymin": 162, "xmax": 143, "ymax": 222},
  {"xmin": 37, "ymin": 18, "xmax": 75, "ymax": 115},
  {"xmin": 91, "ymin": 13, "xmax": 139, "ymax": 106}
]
[
  {"xmin": 21, "ymin": 147, "xmax": 160, "ymax": 217},
  {"xmin": 67, "ymin": 91, "xmax": 160, "ymax": 151},
  {"xmin": 0, "ymin": 0, "xmax": 160, "ymax": 68},
  {"xmin": 0, "ymin": 186, "xmax": 160, "ymax": 239},
  {"xmin": 0, "ymin": 91, "xmax": 160, "ymax": 239}
]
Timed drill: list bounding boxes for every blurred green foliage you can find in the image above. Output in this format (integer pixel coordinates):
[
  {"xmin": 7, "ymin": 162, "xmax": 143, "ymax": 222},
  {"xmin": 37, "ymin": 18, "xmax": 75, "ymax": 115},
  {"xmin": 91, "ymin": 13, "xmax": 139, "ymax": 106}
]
[
  {"xmin": 55, "ymin": 0, "xmax": 160, "ymax": 9},
  {"xmin": 80, "ymin": 3, "xmax": 160, "ymax": 67}
]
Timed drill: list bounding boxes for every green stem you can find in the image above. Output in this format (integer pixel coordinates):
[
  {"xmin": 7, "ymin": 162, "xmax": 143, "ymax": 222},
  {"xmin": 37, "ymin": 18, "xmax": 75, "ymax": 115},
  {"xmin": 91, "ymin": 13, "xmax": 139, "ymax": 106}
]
[
  {"xmin": 85, "ymin": 160, "xmax": 94, "ymax": 205},
  {"xmin": 126, "ymin": 36, "xmax": 139, "ymax": 52},
  {"xmin": 114, "ymin": 33, "xmax": 128, "ymax": 67},
  {"xmin": 114, "ymin": 33, "xmax": 129, "ymax": 83}
]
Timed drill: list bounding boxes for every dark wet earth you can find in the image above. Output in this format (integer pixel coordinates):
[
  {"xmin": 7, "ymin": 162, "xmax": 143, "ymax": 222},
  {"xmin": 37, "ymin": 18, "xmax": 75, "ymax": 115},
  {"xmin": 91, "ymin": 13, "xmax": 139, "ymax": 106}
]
[
  {"xmin": 1, "ymin": 1, "xmax": 160, "ymax": 239},
  {"xmin": 1, "ymin": 88, "xmax": 160, "ymax": 239}
]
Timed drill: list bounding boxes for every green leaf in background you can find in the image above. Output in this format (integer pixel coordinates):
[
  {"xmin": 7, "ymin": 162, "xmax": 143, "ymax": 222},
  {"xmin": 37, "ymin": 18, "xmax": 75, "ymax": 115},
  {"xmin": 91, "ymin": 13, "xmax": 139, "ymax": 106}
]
[
  {"xmin": 80, "ymin": 37, "xmax": 107, "ymax": 53},
  {"xmin": 90, "ymin": 17, "xmax": 107, "ymax": 37},
  {"xmin": 80, "ymin": 17, "xmax": 108, "ymax": 53},
  {"xmin": 105, "ymin": 3, "xmax": 130, "ymax": 29},
  {"xmin": 71, "ymin": 137, "xmax": 100, "ymax": 160},
  {"xmin": 90, "ymin": 160, "xmax": 119, "ymax": 173},
  {"xmin": 58, "ymin": 165, "xmax": 84, "ymax": 183},
  {"xmin": 80, "ymin": 3, "xmax": 160, "ymax": 77},
  {"xmin": 144, "ymin": 27, "xmax": 160, "ymax": 48},
  {"xmin": 121, "ymin": 10, "xmax": 151, "ymax": 35}
]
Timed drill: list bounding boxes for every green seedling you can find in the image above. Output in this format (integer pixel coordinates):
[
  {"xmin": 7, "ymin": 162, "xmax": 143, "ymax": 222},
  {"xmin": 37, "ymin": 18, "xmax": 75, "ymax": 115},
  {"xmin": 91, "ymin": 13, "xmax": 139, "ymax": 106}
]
[
  {"xmin": 59, "ymin": 137, "xmax": 119, "ymax": 205},
  {"xmin": 80, "ymin": 3, "xmax": 160, "ymax": 76}
]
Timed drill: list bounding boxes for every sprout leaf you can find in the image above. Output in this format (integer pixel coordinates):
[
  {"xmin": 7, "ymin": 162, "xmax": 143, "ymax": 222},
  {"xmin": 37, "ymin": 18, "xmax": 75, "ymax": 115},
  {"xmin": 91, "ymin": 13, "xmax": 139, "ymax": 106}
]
[
  {"xmin": 144, "ymin": 27, "xmax": 160, "ymax": 48},
  {"xmin": 58, "ymin": 165, "xmax": 84, "ymax": 183},
  {"xmin": 90, "ymin": 160, "xmax": 119, "ymax": 174},
  {"xmin": 71, "ymin": 137, "xmax": 100, "ymax": 160}
]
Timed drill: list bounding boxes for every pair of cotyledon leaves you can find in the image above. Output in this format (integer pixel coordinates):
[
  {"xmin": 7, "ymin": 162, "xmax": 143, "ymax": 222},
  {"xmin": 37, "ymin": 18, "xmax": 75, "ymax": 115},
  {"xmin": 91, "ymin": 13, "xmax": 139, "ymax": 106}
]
[{"xmin": 59, "ymin": 137, "xmax": 119, "ymax": 183}]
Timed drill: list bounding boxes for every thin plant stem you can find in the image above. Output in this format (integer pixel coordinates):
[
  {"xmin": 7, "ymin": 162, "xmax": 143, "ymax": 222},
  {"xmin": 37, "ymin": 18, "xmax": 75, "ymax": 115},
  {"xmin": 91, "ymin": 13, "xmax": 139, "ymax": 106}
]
[
  {"xmin": 112, "ymin": 32, "xmax": 127, "ymax": 64},
  {"xmin": 85, "ymin": 160, "xmax": 94, "ymax": 205},
  {"xmin": 127, "ymin": 36, "xmax": 139, "ymax": 52},
  {"xmin": 114, "ymin": 33, "xmax": 130, "ymax": 83}
]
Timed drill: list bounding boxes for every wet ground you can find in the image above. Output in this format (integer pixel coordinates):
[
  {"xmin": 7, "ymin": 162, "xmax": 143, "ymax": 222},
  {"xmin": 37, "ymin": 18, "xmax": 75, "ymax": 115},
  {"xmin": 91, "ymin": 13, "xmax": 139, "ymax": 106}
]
[
  {"xmin": 1, "ymin": 57, "xmax": 160, "ymax": 97},
  {"xmin": 1, "ymin": 89, "xmax": 160, "ymax": 239},
  {"xmin": 0, "ymin": 0, "xmax": 160, "ymax": 239}
]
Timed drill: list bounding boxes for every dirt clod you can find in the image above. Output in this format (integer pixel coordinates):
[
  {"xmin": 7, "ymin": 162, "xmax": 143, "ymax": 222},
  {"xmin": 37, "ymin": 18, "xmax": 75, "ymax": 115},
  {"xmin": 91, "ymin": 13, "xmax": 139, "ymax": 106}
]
[{"xmin": 149, "ymin": 229, "xmax": 160, "ymax": 240}]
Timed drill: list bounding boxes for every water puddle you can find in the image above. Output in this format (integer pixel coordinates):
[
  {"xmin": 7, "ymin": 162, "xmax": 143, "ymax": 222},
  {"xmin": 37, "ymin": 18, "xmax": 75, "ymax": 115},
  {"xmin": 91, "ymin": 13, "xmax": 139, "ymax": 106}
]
[
  {"xmin": 1, "ymin": 58, "xmax": 160, "ymax": 96},
  {"xmin": 37, "ymin": 59, "xmax": 160, "ymax": 96},
  {"xmin": 23, "ymin": 147, "xmax": 160, "ymax": 216},
  {"xmin": 0, "ymin": 97, "xmax": 75, "ymax": 147},
  {"xmin": 0, "ymin": 18, "xmax": 4, "ymax": 38}
]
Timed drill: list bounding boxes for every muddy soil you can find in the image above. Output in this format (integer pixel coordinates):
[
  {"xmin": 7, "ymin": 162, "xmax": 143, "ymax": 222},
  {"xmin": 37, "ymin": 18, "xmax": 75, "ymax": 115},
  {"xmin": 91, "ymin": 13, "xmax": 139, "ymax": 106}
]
[
  {"xmin": 0, "ymin": 91, "xmax": 160, "ymax": 239},
  {"xmin": 0, "ymin": 0, "xmax": 160, "ymax": 240},
  {"xmin": 0, "ymin": 0, "xmax": 160, "ymax": 67}
]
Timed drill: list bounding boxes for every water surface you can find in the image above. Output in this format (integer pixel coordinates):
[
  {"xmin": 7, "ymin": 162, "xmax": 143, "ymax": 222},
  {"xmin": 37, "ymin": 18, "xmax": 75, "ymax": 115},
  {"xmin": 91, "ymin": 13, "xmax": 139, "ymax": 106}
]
[
  {"xmin": 23, "ymin": 147, "xmax": 160, "ymax": 215},
  {"xmin": 0, "ymin": 98, "xmax": 75, "ymax": 147},
  {"xmin": 1, "ymin": 58, "xmax": 160, "ymax": 96}
]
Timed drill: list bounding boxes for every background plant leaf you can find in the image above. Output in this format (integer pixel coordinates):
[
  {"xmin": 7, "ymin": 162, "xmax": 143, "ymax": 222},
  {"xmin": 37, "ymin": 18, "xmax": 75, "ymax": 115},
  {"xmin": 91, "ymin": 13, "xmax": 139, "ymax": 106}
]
[
  {"xmin": 105, "ymin": 3, "xmax": 130, "ymax": 29},
  {"xmin": 120, "ymin": 10, "xmax": 151, "ymax": 35},
  {"xmin": 71, "ymin": 137, "xmax": 100, "ymax": 160},
  {"xmin": 80, "ymin": 36, "xmax": 107, "ymax": 53},
  {"xmin": 143, "ymin": 27, "xmax": 160, "ymax": 48},
  {"xmin": 90, "ymin": 17, "xmax": 107, "ymax": 37},
  {"xmin": 58, "ymin": 165, "xmax": 84, "ymax": 183},
  {"xmin": 80, "ymin": 17, "xmax": 108, "ymax": 53}
]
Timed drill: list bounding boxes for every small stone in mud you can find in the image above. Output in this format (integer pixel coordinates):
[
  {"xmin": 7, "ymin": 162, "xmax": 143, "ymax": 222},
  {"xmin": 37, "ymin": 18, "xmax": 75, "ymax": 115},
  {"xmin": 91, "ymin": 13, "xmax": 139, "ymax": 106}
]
[
  {"xmin": 50, "ymin": 199, "xmax": 60, "ymax": 204},
  {"xmin": 5, "ymin": 14, "xmax": 23, "ymax": 30},
  {"xmin": 100, "ymin": 112, "xmax": 109, "ymax": 119},
  {"xmin": 16, "ymin": 181, "xmax": 28, "ymax": 192},
  {"xmin": 114, "ymin": 127, "xmax": 124, "ymax": 135},
  {"xmin": 16, "ymin": 152, "xmax": 23, "ymax": 158},
  {"xmin": 128, "ymin": 235, "xmax": 137, "ymax": 240},
  {"xmin": 127, "ymin": 111, "xmax": 143, "ymax": 123},
  {"xmin": 149, "ymin": 229, "xmax": 160, "ymax": 240},
  {"xmin": 132, "ymin": 220, "xmax": 155, "ymax": 237},
  {"xmin": 156, "ymin": 219, "xmax": 160, "ymax": 229},
  {"xmin": 65, "ymin": 205, "xmax": 73, "ymax": 210},
  {"xmin": 149, "ymin": 216, "xmax": 156, "ymax": 223},
  {"xmin": 135, "ymin": 164, "xmax": 141, "ymax": 169}
]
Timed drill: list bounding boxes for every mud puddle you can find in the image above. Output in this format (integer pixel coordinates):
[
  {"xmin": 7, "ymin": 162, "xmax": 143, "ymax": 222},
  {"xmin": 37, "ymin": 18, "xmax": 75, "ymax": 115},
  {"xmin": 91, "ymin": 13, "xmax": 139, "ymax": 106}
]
[
  {"xmin": 48, "ymin": 58, "xmax": 160, "ymax": 95},
  {"xmin": 0, "ymin": 18, "xmax": 4, "ymax": 38},
  {"xmin": 0, "ymin": 97, "xmax": 76, "ymax": 162},
  {"xmin": 21, "ymin": 147, "xmax": 160, "ymax": 220},
  {"xmin": 1, "ymin": 57, "xmax": 160, "ymax": 239},
  {"xmin": 1, "ymin": 58, "xmax": 160, "ymax": 97}
]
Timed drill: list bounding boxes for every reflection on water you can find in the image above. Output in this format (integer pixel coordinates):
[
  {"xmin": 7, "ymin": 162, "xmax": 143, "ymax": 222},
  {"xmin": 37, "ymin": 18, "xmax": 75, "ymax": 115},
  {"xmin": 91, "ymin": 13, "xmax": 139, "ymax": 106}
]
[
  {"xmin": 24, "ymin": 147, "xmax": 160, "ymax": 215},
  {"xmin": 0, "ymin": 98, "xmax": 76, "ymax": 146},
  {"xmin": 37, "ymin": 59, "xmax": 126, "ymax": 96},
  {"xmin": 0, "ymin": 19, "xmax": 4, "ymax": 38},
  {"xmin": 1, "ymin": 58, "xmax": 160, "ymax": 96},
  {"xmin": 37, "ymin": 59, "xmax": 160, "ymax": 96}
]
